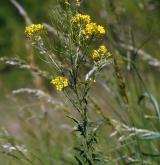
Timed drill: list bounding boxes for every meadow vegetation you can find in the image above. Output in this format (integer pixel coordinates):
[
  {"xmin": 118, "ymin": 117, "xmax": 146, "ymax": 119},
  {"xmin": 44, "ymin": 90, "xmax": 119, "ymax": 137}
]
[{"xmin": 0, "ymin": 0, "xmax": 160, "ymax": 164}]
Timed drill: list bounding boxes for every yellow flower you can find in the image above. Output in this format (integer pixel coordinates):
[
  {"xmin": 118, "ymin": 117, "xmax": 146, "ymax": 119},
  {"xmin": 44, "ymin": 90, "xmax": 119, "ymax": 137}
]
[
  {"xmin": 91, "ymin": 50, "xmax": 100, "ymax": 60},
  {"xmin": 81, "ymin": 23, "xmax": 106, "ymax": 38},
  {"xmin": 91, "ymin": 45, "xmax": 111, "ymax": 62},
  {"xmin": 25, "ymin": 24, "xmax": 46, "ymax": 38},
  {"xmin": 51, "ymin": 76, "xmax": 69, "ymax": 91},
  {"xmin": 99, "ymin": 45, "xmax": 107, "ymax": 54},
  {"xmin": 97, "ymin": 25, "xmax": 106, "ymax": 35},
  {"xmin": 82, "ymin": 23, "xmax": 97, "ymax": 36},
  {"xmin": 72, "ymin": 13, "xmax": 91, "ymax": 26}
]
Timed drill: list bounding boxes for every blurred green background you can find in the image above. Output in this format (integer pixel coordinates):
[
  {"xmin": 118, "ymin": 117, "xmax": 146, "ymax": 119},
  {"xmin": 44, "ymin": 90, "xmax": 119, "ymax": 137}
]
[{"xmin": 0, "ymin": 0, "xmax": 160, "ymax": 164}]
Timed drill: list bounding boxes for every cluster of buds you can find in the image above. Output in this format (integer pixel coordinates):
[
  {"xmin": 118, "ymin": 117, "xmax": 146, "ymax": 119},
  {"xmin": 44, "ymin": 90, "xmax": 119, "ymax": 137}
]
[
  {"xmin": 25, "ymin": 24, "xmax": 46, "ymax": 39},
  {"xmin": 81, "ymin": 23, "xmax": 106, "ymax": 38},
  {"xmin": 51, "ymin": 76, "xmax": 69, "ymax": 91},
  {"xmin": 91, "ymin": 45, "xmax": 111, "ymax": 62},
  {"xmin": 63, "ymin": 0, "xmax": 81, "ymax": 8},
  {"xmin": 72, "ymin": 14, "xmax": 91, "ymax": 26},
  {"xmin": 72, "ymin": 13, "xmax": 106, "ymax": 39}
]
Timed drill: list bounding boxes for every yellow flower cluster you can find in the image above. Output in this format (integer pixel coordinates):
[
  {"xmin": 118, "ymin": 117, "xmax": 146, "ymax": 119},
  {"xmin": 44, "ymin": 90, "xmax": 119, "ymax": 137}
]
[
  {"xmin": 72, "ymin": 14, "xmax": 91, "ymax": 26},
  {"xmin": 91, "ymin": 45, "xmax": 111, "ymax": 62},
  {"xmin": 25, "ymin": 24, "xmax": 46, "ymax": 38},
  {"xmin": 81, "ymin": 23, "xmax": 106, "ymax": 38},
  {"xmin": 97, "ymin": 25, "xmax": 106, "ymax": 35},
  {"xmin": 72, "ymin": 12, "xmax": 106, "ymax": 38},
  {"xmin": 51, "ymin": 76, "xmax": 69, "ymax": 91}
]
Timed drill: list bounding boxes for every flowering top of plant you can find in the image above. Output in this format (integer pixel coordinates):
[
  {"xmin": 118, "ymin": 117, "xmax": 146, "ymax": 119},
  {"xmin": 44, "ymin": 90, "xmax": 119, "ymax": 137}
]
[
  {"xmin": 25, "ymin": 24, "xmax": 46, "ymax": 38},
  {"xmin": 91, "ymin": 45, "xmax": 111, "ymax": 62},
  {"xmin": 75, "ymin": 0, "xmax": 80, "ymax": 7},
  {"xmin": 51, "ymin": 76, "xmax": 69, "ymax": 91},
  {"xmin": 72, "ymin": 13, "xmax": 91, "ymax": 26},
  {"xmin": 81, "ymin": 23, "xmax": 106, "ymax": 38},
  {"xmin": 64, "ymin": 0, "xmax": 80, "ymax": 7}
]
